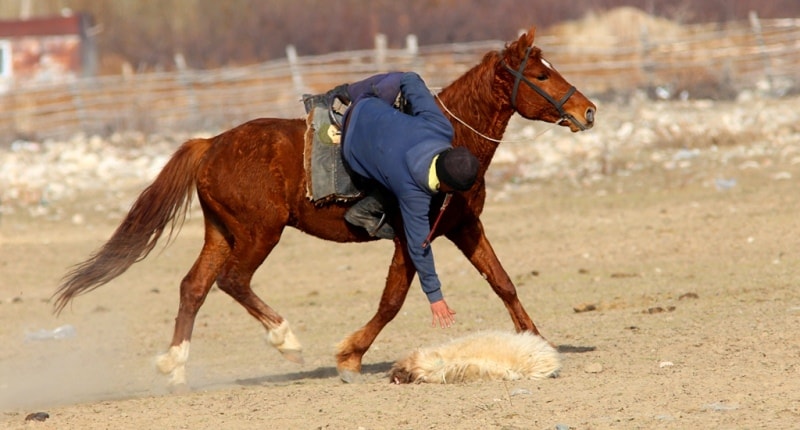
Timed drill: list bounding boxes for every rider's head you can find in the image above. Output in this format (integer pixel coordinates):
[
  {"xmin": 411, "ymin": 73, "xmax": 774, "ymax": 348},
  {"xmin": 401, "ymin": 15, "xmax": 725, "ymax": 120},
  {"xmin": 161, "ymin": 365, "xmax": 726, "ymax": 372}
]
[{"xmin": 435, "ymin": 147, "xmax": 479, "ymax": 191}]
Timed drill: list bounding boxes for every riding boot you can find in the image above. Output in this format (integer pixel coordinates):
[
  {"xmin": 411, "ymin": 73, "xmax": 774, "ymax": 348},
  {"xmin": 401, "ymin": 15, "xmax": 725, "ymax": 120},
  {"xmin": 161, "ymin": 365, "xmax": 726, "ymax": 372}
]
[
  {"xmin": 327, "ymin": 83, "xmax": 351, "ymax": 105},
  {"xmin": 344, "ymin": 194, "xmax": 395, "ymax": 239},
  {"xmin": 302, "ymin": 84, "xmax": 350, "ymax": 115}
]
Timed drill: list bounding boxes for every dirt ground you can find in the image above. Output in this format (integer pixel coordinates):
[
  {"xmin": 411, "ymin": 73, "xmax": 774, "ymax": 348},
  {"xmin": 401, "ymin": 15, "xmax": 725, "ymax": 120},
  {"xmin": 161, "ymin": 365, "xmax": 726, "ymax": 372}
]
[{"xmin": 1, "ymin": 98, "xmax": 799, "ymax": 429}]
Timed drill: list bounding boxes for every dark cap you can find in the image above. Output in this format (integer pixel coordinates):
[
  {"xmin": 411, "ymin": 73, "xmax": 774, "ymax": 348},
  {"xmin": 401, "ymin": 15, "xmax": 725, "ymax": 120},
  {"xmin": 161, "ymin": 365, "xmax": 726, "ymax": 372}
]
[{"xmin": 435, "ymin": 147, "xmax": 479, "ymax": 191}]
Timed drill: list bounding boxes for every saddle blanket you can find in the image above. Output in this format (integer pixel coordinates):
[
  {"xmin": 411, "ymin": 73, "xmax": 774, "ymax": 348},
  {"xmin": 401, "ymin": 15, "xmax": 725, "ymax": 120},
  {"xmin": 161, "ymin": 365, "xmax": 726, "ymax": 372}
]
[{"xmin": 303, "ymin": 100, "xmax": 361, "ymax": 205}]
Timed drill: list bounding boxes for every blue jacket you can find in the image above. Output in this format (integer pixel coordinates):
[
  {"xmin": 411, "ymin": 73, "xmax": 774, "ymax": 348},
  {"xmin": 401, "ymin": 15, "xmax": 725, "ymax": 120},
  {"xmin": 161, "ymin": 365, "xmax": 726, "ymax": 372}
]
[{"xmin": 342, "ymin": 72, "xmax": 454, "ymax": 303}]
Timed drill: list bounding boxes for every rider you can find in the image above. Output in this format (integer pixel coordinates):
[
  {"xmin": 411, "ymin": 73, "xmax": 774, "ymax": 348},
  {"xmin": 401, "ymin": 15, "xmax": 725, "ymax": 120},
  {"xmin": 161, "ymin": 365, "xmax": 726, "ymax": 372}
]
[{"xmin": 337, "ymin": 71, "xmax": 480, "ymax": 329}]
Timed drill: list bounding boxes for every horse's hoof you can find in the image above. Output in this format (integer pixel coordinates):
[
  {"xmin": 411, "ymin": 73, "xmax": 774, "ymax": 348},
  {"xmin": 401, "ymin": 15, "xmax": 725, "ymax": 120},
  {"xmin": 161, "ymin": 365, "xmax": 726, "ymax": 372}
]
[
  {"xmin": 168, "ymin": 382, "xmax": 191, "ymax": 394},
  {"xmin": 155, "ymin": 353, "xmax": 175, "ymax": 374},
  {"xmin": 280, "ymin": 349, "xmax": 304, "ymax": 365},
  {"xmin": 338, "ymin": 369, "xmax": 363, "ymax": 384}
]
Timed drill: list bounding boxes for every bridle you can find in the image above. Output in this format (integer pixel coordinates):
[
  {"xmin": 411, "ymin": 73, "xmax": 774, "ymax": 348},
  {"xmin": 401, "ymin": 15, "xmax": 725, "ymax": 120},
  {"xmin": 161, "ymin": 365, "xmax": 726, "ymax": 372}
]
[
  {"xmin": 501, "ymin": 45, "xmax": 587, "ymax": 131},
  {"xmin": 424, "ymin": 46, "xmax": 587, "ymax": 246}
]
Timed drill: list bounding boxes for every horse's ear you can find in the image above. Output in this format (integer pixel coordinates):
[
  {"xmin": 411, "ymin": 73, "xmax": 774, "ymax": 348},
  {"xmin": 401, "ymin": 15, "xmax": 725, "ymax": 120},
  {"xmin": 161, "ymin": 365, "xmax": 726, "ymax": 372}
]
[
  {"xmin": 518, "ymin": 26, "xmax": 536, "ymax": 47},
  {"xmin": 508, "ymin": 26, "xmax": 536, "ymax": 61}
]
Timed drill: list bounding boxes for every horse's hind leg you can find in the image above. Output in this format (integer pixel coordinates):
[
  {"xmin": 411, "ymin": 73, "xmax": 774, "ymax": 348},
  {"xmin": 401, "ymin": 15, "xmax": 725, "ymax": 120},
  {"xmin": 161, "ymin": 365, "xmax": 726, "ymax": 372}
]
[
  {"xmin": 336, "ymin": 242, "xmax": 416, "ymax": 382},
  {"xmin": 214, "ymin": 224, "xmax": 303, "ymax": 364},
  {"xmin": 155, "ymin": 221, "xmax": 230, "ymax": 388}
]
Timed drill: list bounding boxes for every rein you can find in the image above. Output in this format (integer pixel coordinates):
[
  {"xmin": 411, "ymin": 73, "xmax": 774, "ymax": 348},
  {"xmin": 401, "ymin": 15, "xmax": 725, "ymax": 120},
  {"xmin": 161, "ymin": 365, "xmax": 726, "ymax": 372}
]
[
  {"xmin": 422, "ymin": 46, "xmax": 582, "ymax": 246},
  {"xmin": 501, "ymin": 46, "xmax": 587, "ymax": 131},
  {"xmin": 433, "ymin": 91, "xmax": 554, "ymax": 144},
  {"xmin": 423, "ymin": 91, "xmax": 555, "ymax": 247},
  {"xmin": 422, "ymin": 193, "xmax": 451, "ymax": 249}
]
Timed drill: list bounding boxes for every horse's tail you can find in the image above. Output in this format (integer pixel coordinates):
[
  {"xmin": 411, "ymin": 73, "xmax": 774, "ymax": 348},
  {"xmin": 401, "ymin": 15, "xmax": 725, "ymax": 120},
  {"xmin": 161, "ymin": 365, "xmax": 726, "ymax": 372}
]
[{"xmin": 53, "ymin": 138, "xmax": 213, "ymax": 314}]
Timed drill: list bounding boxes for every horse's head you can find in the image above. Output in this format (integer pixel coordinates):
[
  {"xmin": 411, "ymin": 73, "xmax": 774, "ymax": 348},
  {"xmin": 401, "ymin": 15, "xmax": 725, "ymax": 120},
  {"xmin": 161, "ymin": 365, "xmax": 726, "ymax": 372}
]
[{"xmin": 499, "ymin": 27, "xmax": 596, "ymax": 132}]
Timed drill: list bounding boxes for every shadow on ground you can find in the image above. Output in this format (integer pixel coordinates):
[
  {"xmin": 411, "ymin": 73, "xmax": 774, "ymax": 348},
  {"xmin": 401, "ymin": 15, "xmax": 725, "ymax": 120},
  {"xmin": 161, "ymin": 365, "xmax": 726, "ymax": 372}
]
[{"xmin": 234, "ymin": 361, "xmax": 395, "ymax": 386}]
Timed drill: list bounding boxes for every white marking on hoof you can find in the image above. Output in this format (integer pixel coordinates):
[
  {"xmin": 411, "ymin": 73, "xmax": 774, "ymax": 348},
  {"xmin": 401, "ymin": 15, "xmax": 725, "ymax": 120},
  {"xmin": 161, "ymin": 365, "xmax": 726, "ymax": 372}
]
[
  {"xmin": 155, "ymin": 340, "xmax": 190, "ymax": 386},
  {"xmin": 168, "ymin": 365, "xmax": 188, "ymax": 387},
  {"xmin": 267, "ymin": 320, "xmax": 303, "ymax": 364}
]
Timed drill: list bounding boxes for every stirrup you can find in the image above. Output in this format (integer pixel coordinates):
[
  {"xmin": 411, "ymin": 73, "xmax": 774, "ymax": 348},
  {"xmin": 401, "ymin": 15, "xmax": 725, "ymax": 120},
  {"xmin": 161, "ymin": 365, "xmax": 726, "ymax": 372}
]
[
  {"xmin": 328, "ymin": 86, "xmax": 350, "ymax": 129},
  {"xmin": 344, "ymin": 194, "xmax": 395, "ymax": 240},
  {"xmin": 367, "ymin": 213, "xmax": 395, "ymax": 240}
]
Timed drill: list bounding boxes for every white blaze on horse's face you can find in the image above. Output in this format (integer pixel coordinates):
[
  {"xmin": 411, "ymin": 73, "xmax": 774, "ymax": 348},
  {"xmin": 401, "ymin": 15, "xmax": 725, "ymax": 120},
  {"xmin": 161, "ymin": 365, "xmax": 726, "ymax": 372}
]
[{"xmin": 541, "ymin": 58, "xmax": 554, "ymax": 70}]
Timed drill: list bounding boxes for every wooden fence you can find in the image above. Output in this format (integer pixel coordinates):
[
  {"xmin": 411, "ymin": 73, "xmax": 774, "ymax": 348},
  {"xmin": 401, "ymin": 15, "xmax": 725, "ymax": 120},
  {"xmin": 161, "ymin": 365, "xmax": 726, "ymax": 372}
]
[{"xmin": 0, "ymin": 16, "xmax": 798, "ymax": 142}]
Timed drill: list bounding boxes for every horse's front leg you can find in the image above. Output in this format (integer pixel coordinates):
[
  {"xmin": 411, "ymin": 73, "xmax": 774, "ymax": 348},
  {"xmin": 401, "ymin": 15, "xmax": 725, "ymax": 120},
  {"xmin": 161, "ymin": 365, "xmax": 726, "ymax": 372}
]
[
  {"xmin": 336, "ymin": 240, "xmax": 416, "ymax": 382},
  {"xmin": 446, "ymin": 218, "xmax": 540, "ymax": 335}
]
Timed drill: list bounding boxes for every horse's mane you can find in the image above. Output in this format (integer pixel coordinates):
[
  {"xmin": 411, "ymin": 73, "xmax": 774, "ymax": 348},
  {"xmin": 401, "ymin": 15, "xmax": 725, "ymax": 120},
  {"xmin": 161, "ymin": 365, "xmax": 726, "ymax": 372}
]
[{"xmin": 436, "ymin": 39, "xmax": 541, "ymax": 160}]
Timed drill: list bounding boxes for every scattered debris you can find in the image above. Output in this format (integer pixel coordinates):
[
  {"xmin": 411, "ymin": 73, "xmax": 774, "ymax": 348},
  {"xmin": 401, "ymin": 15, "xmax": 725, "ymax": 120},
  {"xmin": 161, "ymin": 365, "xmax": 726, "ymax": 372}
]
[
  {"xmin": 679, "ymin": 292, "xmax": 699, "ymax": 300},
  {"xmin": 558, "ymin": 345, "xmax": 597, "ymax": 353},
  {"xmin": 24, "ymin": 324, "xmax": 76, "ymax": 342},
  {"xmin": 573, "ymin": 302, "xmax": 597, "ymax": 313},
  {"xmin": 25, "ymin": 412, "xmax": 49, "ymax": 422},
  {"xmin": 610, "ymin": 272, "xmax": 639, "ymax": 278},
  {"xmin": 714, "ymin": 177, "xmax": 737, "ymax": 191},
  {"xmin": 704, "ymin": 401, "xmax": 739, "ymax": 412},
  {"xmin": 509, "ymin": 388, "xmax": 531, "ymax": 397},
  {"xmin": 644, "ymin": 306, "xmax": 676, "ymax": 314}
]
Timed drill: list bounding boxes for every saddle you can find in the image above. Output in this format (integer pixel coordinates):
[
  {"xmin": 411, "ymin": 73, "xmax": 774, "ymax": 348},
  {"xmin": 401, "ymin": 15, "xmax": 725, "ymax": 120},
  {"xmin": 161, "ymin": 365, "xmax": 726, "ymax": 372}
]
[
  {"xmin": 302, "ymin": 91, "xmax": 361, "ymax": 205},
  {"xmin": 301, "ymin": 86, "xmax": 410, "ymax": 206}
]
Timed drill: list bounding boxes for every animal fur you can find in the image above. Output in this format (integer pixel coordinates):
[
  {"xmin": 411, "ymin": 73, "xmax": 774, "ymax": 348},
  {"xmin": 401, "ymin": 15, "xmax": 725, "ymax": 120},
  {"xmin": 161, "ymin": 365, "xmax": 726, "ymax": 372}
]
[{"xmin": 390, "ymin": 330, "xmax": 560, "ymax": 384}]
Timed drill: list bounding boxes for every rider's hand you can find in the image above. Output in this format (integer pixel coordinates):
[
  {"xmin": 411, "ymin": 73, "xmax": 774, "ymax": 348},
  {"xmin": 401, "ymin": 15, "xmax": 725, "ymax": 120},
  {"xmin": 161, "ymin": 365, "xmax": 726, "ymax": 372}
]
[{"xmin": 430, "ymin": 299, "xmax": 456, "ymax": 328}]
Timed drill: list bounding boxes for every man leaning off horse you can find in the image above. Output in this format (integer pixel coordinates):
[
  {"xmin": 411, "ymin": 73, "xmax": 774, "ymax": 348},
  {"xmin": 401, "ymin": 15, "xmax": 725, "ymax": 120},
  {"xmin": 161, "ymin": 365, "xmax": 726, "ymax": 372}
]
[{"xmin": 335, "ymin": 71, "xmax": 480, "ymax": 329}]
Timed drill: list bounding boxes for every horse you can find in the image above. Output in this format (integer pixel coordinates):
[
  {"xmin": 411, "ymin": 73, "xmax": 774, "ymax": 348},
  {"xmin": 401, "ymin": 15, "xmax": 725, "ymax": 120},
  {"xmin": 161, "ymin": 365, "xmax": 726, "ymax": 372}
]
[{"xmin": 53, "ymin": 27, "xmax": 596, "ymax": 388}]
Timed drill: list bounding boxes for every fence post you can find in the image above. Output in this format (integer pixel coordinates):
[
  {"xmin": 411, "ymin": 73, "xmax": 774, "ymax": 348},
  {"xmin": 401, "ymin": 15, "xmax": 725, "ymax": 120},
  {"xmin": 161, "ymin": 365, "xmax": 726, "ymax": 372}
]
[
  {"xmin": 175, "ymin": 53, "xmax": 199, "ymax": 130},
  {"xmin": 69, "ymin": 80, "xmax": 88, "ymax": 136},
  {"xmin": 406, "ymin": 34, "xmax": 421, "ymax": 71},
  {"xmin": 374, "ymin": 33, "xmax": 387, "ymax": 71},
  {"xmin": 286, "ymin": 44, "xmax": 305, "ymax": 97},
  {"xmin": 748, "ymin": 11, "xmax": 774, "ymax": 91},
  {"xmin": 639, "ymin": 25, "xmax": 654, "ymax": 91},
  {"xmin": 406, "ymin": 34, "xmax": 418, "ymax": 56}
]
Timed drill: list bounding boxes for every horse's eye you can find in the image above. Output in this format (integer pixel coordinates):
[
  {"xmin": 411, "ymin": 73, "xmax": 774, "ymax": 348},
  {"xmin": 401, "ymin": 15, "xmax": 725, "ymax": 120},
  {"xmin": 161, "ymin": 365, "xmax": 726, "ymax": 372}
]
[{"xmin": 536, "ymin": 74, "xmax": 547, "ymax": 81}]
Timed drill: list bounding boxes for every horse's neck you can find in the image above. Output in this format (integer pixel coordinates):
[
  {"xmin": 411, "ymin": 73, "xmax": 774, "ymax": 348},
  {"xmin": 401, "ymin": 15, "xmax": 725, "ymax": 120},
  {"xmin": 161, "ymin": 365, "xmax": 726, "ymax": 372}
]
[{"xmin": 438, "ymin": 63, "xmax": 515, "ymax": 169}]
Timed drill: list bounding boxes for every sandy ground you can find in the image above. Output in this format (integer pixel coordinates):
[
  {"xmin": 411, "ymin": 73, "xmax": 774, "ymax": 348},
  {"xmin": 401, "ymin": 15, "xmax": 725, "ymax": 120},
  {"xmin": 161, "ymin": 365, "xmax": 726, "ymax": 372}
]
[{"xmin": 1, "ymin": 98, "xmax": 800, "ymax": 429}]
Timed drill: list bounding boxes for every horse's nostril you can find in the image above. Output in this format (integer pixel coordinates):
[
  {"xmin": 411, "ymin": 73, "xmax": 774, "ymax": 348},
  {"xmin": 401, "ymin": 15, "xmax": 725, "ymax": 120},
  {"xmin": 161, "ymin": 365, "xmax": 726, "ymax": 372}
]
[{"xmin": 586, "ymin": 107, "xmax": 595, "ymax": 124}]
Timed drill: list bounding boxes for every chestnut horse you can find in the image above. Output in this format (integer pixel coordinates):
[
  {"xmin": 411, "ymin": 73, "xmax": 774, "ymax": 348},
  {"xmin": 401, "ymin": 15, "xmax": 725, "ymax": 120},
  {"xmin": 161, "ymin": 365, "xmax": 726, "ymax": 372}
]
[{"xmin": 54, "ymin": 27, "xmax": 595, "ymax": 387}]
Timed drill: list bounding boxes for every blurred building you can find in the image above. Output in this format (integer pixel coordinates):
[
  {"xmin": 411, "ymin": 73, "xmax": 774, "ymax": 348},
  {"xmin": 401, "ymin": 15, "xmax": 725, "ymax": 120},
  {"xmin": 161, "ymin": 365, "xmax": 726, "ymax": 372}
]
[{"xmin": 0, "ymin": 12, "xmax": 96, "ymax": 91}]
